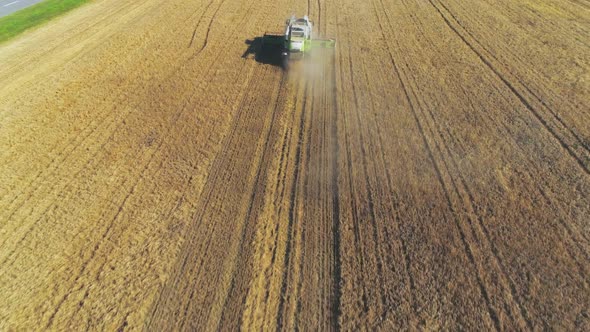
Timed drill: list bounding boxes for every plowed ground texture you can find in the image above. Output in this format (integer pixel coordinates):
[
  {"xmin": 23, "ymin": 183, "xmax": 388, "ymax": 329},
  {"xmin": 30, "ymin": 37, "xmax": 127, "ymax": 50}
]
[{"xmin": 1, "ymin": 0, "xmax": 589, "ymax": 330}]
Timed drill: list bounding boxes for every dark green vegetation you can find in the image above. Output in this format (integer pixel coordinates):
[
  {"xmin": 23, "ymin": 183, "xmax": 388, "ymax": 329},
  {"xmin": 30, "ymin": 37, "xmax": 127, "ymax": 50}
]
[{"xmin": 0, "ymin": 0, "xmax": 90, "ymax": 43}]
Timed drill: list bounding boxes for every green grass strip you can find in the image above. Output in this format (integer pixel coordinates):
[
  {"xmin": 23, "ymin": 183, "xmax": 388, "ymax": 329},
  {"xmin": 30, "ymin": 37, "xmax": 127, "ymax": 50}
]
[{"xmin": 0, "ymin": 0, "xmax": 91, "ymax": 44}]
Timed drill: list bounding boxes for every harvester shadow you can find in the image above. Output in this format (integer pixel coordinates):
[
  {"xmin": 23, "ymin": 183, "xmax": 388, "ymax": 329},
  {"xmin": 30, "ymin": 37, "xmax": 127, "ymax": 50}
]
[{"xmin": 242, "ymin": 37, "xmax": 284, "ymax": 68}]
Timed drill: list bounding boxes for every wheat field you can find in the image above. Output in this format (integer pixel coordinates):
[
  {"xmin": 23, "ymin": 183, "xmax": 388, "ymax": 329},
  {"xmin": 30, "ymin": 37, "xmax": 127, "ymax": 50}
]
[{"xmin": 0, "ymin": 0, "xmax": 588, "ymax": 330}]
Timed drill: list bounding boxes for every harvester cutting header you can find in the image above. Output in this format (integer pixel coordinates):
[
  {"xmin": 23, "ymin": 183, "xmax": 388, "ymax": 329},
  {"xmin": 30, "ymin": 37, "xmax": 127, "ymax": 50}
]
[{"xmin": 262, "ymin": 15, "xmax": 336, "ymax": 67}]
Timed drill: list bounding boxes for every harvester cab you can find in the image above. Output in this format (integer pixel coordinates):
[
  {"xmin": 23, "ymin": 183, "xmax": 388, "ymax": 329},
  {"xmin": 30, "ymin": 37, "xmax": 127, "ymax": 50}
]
[
  {"xmin": 262, "ymin": 15, "xmax": 336, "ymax": 68},
  {"xmin": 286, "ymin": 16, "xmax": 313, "ymax": 56}
]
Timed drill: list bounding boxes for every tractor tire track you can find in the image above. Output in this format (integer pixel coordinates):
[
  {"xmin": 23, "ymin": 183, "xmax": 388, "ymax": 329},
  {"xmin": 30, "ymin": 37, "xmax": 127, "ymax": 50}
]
[
  {"xmin": 428, "ymin": 0, "xmax": 590, "ymax": 175},
  {"xmin": 371, "ymin": 0, "xmax": 505, "ymax": 328}
]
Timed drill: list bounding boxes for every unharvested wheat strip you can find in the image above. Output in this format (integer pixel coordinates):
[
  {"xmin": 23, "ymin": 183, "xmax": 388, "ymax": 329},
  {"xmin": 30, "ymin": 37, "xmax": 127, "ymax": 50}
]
[
  {"xmin": 0, "ymin": 0, "xmax": 219, "ymax": 213},
  {"xmin": 147, "ymin": 0, "xmax": 294, "ymax": 320}
]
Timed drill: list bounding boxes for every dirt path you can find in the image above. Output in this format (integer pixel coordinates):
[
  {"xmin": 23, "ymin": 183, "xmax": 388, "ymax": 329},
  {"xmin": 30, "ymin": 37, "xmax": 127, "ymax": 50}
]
[{"xmin": 0, "ymin": 0, "xmax": 588, "ymax": 330}]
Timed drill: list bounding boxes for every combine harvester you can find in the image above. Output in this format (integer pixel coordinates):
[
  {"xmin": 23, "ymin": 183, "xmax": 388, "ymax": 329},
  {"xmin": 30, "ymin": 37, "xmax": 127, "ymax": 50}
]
[{"xmin": 262, "ymin": 15, "xmax": 336, "ymax": 68}]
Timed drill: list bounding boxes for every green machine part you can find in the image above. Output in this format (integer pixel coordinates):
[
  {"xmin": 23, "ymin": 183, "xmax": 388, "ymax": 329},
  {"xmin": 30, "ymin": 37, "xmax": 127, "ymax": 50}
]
[
  {"xmin": 299, "ymin": 38, "xmax": 336, "ymax": 53},
  {"xmin": 309, "ymin": 38, "xmax": 336, "ymax": 49},
  {"xmin": 288, "ymin": 39, "xmax": 311, "ymax": 53},
  {"xmin": 263, "ymin": 33, "xmax": 336, "ymax": 56}
]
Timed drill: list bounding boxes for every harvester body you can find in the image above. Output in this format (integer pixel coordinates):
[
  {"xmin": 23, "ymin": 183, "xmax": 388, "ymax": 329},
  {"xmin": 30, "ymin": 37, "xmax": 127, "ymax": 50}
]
[
  {"xmin": 262, "ymin": 15, "xmax": 335, "ymax": 66},
  {"xmin": 287, "ymin": 16, "xmax": 312, "ymax": 54}
]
